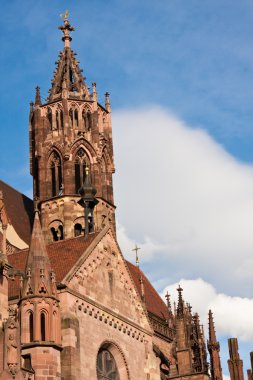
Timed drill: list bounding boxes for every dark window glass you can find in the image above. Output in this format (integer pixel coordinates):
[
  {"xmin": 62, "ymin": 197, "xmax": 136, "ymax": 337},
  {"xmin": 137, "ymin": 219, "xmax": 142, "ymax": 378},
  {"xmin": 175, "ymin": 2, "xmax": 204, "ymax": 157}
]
[
  {"xmin": 29, "ymin": 312, "xmax": 33, "ymax": 342},
  {"xmin": 51, "ymin": 166, "xmax": 56, "ymax": 196},
  {"xmin": 41, "ymin": 313, "xmax": 46, "ymax": 341}
]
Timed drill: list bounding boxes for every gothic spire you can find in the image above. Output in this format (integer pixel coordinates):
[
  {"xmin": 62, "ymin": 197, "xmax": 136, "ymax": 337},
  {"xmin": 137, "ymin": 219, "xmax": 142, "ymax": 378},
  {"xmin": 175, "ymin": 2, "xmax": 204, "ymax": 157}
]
[
  {"xmin": 47, "ymin": 15, "xmax": 89, "ymax": 102},
  {"xmin": 22, "ymin": 210, "xmax": 56, "ymax": 298}
]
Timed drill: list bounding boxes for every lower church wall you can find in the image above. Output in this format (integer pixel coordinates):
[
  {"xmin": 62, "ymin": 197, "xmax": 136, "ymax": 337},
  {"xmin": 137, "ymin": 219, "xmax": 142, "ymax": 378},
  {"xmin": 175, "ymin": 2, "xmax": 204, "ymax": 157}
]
[{"xmin": 59, "ymin": 291, "xmax": 161, "ymax": 380}]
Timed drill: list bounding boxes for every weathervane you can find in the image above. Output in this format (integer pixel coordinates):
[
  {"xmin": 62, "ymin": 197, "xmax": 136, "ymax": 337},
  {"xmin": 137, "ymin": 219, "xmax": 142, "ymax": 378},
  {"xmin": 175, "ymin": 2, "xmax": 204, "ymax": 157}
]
[
  {"xmin": 132, "ymin": 244, "xmax": 141, "ymax": 267},
  {"xmin": 60, "ymin": 10, "xmax": 69, "ymax": 20}
]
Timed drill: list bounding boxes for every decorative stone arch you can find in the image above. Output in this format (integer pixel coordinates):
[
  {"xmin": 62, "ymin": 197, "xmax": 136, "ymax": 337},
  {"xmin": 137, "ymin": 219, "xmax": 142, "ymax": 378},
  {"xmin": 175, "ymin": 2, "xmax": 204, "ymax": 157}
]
[
  {"xmin": 47, "ymin": 149, "xmax": 63, "ymax": 197},
  {"xmin": 55, "ymin": 104, "xmax": 64, "ymax": 130},
  {"xmin": 25, "ymin": 309, "xmax": 34, "ymax": 343},
  {"xmin": 96, "ymin": 341, "xmax": 130, "ymax": 380},
  {"xmin": 81, "ymin": 104, "xmax": 92, "ymax": 131},
  {"xmin": 70, "ymin": 138, "xmax": 97, "ymax": 164}
]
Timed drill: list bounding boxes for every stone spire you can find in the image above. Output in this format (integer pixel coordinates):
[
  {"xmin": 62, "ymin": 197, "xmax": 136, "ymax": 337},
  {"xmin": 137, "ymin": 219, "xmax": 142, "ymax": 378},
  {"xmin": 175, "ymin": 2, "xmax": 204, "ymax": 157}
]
[
  {"xmin": 176, "ymin": 284, "xmax": 184, "ymax": 318},
  {"xmin": 47, "ymin": 15, "xmax": 89, "ymax": 102},
  {"xmin": 208, "ymin": 310, "xmax": 223, "ymax": 380},
  {"xmin": 228, "ymin": 338, "xmax": 244, "ymax": 380},
  {"xmin": 22, "ymin": 210, "xmax": 56, "ymax": 298}
]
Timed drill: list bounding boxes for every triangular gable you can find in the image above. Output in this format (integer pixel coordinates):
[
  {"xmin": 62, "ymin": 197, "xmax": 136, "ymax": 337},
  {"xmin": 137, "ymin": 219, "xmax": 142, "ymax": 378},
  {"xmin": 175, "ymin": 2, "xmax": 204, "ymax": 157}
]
[{"xmin": 63, "ymin": 226, "xmax": 152, "ymax": 331}]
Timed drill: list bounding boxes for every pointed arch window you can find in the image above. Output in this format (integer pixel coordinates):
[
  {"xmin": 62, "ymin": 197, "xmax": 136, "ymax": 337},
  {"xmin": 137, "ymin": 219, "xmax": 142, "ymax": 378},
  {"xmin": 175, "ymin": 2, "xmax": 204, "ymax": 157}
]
[
  {"xmin": 75, "ymin": 148, "xmax": 90, "ymax": 194},
  {"xmin": 69, "ymin": 109, "xmax": 73, "ymax": 128},
  {"xmin": 97, "ymin": 350, "xmax": 119, "ymax": 380},
  {"xmin": 40, "ymin": 312, "xmax": 46, "ymax": 341},
  {"xmin": 28, "ymin": 312, "xmax": 34, "ymax": 342},
  {"xmin": 56, "ymin": 110, "xmax": 60, "ymax": 130},
  {"xmin": 47, "ymin": 108, "xmax": 53, "ymax": 130},
  {"xmin": 82, "ymin": 110, "xmax": 86, "ymax": 130},
  {"xmin": 101, "ymin": 157, "xmax": 108, "ymax": 199},
  {"xmin": 60, "ymin": 110, "xmax": 64, "ymax": 129},
  {"xmin": 49, "ymin": 151, "xmax": 62, "ymax": 197},
  {"xmin": 87, "ymin": 112, "xmax": 92, "ymax": 130},
  {"xmin": 74, "ymin": 109, "xmax": 79, "ymax": 128}
]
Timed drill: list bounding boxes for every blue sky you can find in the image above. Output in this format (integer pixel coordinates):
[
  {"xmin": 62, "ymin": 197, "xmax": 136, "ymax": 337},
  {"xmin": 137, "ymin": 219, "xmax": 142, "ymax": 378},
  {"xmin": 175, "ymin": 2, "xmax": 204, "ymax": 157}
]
[{"xmin": 1, "ymin": 0, "xmax": 253, "ymax": 377}]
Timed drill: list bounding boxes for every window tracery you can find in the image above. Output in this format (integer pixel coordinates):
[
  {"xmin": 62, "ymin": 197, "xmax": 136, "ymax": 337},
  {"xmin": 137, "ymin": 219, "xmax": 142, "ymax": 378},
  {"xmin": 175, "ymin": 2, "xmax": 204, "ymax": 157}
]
[
  {"xmin": 75, "ymin": 148, "xmax": 90, "ymax": 193},
  {"xmin": 49, "ymin": 151, "xmax": 62, "ymax": 197},
  {"xmin": 97, "ymin": 350, "xmax": 119, "ymax": 380}
]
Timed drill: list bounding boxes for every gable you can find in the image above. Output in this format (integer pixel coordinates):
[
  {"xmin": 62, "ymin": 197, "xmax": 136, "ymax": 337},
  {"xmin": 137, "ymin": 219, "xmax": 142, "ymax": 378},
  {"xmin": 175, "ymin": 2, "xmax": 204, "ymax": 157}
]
[{"xmin": 64, "ymin": 229, "xmax": 151, "ymax": 330}]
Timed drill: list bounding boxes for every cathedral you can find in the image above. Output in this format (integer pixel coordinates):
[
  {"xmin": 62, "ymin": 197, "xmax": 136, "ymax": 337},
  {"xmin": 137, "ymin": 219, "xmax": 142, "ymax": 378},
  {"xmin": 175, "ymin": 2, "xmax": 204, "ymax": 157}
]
[{"xmin": 0, "ymin": 15, "xmax": 251, "ymax": 380}]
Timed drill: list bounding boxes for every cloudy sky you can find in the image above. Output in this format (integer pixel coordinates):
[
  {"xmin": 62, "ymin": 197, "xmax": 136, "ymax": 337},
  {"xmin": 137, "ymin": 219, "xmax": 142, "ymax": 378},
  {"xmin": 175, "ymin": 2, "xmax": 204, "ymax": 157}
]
[{"xmin": 1, "ymin": 0, "xmax": 253, "ymax": 376}]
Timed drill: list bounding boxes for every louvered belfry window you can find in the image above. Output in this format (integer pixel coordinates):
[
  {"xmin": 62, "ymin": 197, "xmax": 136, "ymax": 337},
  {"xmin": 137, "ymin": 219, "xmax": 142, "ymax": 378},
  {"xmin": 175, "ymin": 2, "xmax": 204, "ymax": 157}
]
[{"xmin": 97, "ymin": 350, "xmax": 119, "ymax": 380}]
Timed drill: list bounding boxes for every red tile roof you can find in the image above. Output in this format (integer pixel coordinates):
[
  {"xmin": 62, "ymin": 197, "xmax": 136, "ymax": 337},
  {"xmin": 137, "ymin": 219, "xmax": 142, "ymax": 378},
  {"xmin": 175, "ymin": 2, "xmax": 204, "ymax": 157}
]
[
  {"xmin": 126, "ymin": 261, "xmax": 169, "ymax": 320},
  {"xmin": 8, "ymin": 234, "xmax": 168, "ymax": 320},
  {"xmin": 8, "ymin": 233, "xmax": 98, "ymax": 298},
  {"xmin": 0, "ymin": 181, "xmax": 33, "ymax": 245}
]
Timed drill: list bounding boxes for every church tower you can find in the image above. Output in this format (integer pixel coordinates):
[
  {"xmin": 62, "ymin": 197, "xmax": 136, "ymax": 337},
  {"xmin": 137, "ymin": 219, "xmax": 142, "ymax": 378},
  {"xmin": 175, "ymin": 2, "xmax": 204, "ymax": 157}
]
[{"xmin": 29, "ymin": 15, "xmax": 115, "ymax": 243}]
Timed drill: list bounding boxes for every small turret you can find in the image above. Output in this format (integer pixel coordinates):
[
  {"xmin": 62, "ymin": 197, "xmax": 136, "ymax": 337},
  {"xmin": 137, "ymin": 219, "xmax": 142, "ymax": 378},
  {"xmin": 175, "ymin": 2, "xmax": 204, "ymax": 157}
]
[
  {"xmin": 19, "ymin": 211, "xmax": 61, "ymax": 379},
  {"xmin": 228, "ymin": 338, "xmax": 244, "ymax": 380}
]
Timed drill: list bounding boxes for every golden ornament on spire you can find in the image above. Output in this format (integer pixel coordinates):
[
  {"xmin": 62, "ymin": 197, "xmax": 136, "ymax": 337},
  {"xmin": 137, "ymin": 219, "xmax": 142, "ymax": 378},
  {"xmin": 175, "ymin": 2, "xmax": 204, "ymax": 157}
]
[{"xmin": 60, "ymin": 10, "xmax": 69, "ymax": 20}]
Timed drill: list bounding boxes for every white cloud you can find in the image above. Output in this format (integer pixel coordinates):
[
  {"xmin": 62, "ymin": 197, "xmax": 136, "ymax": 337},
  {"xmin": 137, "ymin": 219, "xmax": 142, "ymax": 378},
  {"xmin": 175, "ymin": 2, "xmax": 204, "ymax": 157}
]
[
  {"xmin": 113, "ymin": 106, "xmax": 253, "ymax": 296},
  {"xmin": 162, "ymin": 278, "xmax": 253, "ymax": 342}
]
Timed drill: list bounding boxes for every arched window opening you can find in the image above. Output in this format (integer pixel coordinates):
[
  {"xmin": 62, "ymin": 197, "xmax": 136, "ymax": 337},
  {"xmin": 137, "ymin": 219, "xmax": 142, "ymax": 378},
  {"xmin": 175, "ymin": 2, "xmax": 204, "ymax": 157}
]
[
  {"xmin": 69, "ymin": 109, "xmax": 73, "ymax": 128},
  {"xmin": 29, "ymin": 312, "xmax": 34, "ymax": 342},
  {"xmin": 47, "ymin": 108, "xmax": 53, "ymax": 130},
  {"xmin": 74, "ymin": 109, "xmax": 79, "ymax": 127},
  {"xmin": 56, "ymin": 111, "xmax": 60, "ymax": 130},
  {"xmin": 40, "ymin": 312, "xmax": 46, "ymax": 341},
  {"xmin": 101, "ymin": 157, "xmax": 108, "ymax": 199},
  {"xmin": 49, "ymin": 151, "xmax": 62, "ymax": 197},
  {"xmin": 50, "ymin": 225, "xmax": 63, "ymax": 242},
  {"xmin": 82, "ymin": 110, "xmax": 86, "ymax": 130},
  {"xmin": 74, "ymin": 223, "xmax": 83, "ymax": 237},
  {"xmin": 34, "ymin": 157, "xmax": 40, "ymax": 198},
  {"xmin": 60, "ymin": 110, "xmax": 64, "ymax": 129},
  {"xmin": 97, "ymin": 350, "xmax": 119, "ymax": 380},
  {"xmin": 87, "ymin": 112, "xmax": 92, "ymax": 130},
  {"xmin": 75, "ymin": 148, "xmax": 90, "ymax": 194}
]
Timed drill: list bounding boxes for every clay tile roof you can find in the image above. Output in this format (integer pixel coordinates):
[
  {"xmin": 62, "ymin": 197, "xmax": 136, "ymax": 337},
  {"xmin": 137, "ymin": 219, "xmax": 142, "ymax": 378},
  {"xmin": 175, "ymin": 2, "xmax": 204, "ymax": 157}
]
[
  {"xmin": 8, "ymin": 232, "xmax": 168, "ymax": 321},
  {"xmin": 0, "ymin": 180, "xmax": 33, "ymax": 245},
  {"xmin": 126, "ymin": 261, "xmax": 169, "ymax": 321},
  {"xmin": 8, "ymin": 233, "xmax": 99, "ymax": 299}
]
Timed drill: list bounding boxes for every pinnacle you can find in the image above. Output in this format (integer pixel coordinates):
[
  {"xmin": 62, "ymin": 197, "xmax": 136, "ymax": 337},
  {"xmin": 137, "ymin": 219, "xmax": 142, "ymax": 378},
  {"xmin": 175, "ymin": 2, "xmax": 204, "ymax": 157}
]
[
  {"xmin": 208, "ymin": 309, "xmax": 217, "ymax": 343},
  {"xmin": 22, "ymin": 211, "xmax": 55, "ymax": 298}
]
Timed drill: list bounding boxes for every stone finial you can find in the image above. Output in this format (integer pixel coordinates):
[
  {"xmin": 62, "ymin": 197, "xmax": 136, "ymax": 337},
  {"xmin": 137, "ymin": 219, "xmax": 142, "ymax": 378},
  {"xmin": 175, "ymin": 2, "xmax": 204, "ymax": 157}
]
[
  {"xmin": 105, "ymin": 92, "xmax": 111, "ymax": 112},
  {"xmin": 176, "ymin": 284, "xmax": 184, "ymax": 318},
  {"xmin": 58, "ymin": 12, "xmax": 75, "ymax": 48},
  {"xmin": 35, "ymin": 86, "xmax": 42, "ymax": 106}
]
